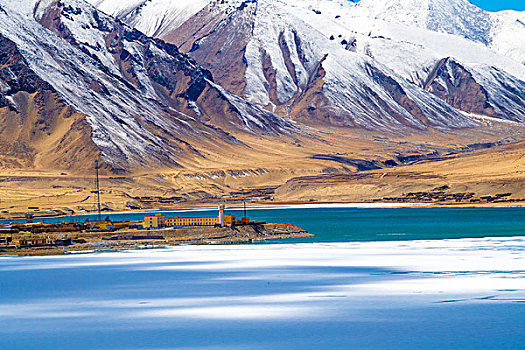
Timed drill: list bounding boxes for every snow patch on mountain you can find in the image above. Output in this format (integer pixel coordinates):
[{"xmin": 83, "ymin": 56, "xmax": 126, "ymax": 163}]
[
  {"xmin": 490, "ymin": 12, "xmax": 525, "ymax": 65},
  {"xmin": 88, "ymin": 0, "xmax": 208, "ymax": 37},
  {"xmin": 211, "ymin": 81, "xmax": 292, "ymax": 132},
  {"xmin": 244, "ymin": 2, "xmax": 319, "ymax": 108}
]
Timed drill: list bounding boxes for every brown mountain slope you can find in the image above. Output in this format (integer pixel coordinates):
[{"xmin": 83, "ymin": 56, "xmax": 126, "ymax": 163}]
[
  {"xmin": 0, "ymin": 34, "xmax": 100, "ymax": 171},
  {"xmin": 275, "ymin": 140, "xmax": 525, "ymax": 203},
  {"xmin": 0, "ymin": 127, "xmax": 523, "ymax": 217}
]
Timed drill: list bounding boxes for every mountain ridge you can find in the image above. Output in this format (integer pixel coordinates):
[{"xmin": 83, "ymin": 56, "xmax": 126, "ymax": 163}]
[
  {"xmin": 0, "ymin": 0, "xmax": 295, "ymax": 172},
  {"xmin": 89, "ymin": 0, "xmax": 525, "ymax": 64},
  {"xmin": 114, "ymin": 0, "xmax": 525, "ymax": 128}
]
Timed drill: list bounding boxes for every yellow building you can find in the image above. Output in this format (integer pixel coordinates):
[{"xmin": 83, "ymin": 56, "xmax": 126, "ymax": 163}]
[
  {"xmin": 224, "ymin": 215, "xmax": 236, "ymax": 226},
  {"xmin": 164, "ymin": 215, "xmax": 237, "ymax": 227},
  {"xmin": 143, "ymin": 213, "xmax": 166, "ymax": 229}
]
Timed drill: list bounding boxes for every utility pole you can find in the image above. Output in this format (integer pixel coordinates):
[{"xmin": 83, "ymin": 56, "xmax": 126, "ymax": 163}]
[{"xmin": 94, "ymin": 159, "xmax": 101, "ymax": 222}]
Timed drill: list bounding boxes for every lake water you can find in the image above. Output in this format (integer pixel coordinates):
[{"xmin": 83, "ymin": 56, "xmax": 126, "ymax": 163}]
[
  {"xmin": 24, "ymin": 205, "xmax": 525, "ymax": 242},
  {"xmin": 2, "ymin": 206, "xmax": 525, "ymax": 349},
  {"xmin": 1, "ymin": 238, "xmax": 525, "ymax": 349}
]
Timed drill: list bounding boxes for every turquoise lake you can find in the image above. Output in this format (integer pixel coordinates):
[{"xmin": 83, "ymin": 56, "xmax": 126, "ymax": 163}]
[{"xmin": 19, "ymin": 206, "xmax": 525, "ymax": 242}]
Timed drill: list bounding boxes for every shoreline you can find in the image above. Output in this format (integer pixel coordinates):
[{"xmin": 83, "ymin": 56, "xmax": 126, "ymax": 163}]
[
  {"xmin": 0, "ymin": 223, "xmax": 313, "ymax": 257},
  {"xmin": 2, "ymin": 201, "xmax": 523, "ymax": 223},
  {"xmin": 4, "ymin": 233, "xmax": 525, "ymax": 258}
]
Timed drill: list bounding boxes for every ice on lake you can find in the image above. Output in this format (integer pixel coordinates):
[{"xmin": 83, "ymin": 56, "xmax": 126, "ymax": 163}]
[{"xmin": 1, "ymin": 237, "xmax": 524, "ymax": 349}]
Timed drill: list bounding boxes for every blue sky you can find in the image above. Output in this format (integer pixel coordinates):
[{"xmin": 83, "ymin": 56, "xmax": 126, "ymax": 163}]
[{"xmin": 468, "ymin": 0, "xmax": 525, "ymax": 11}]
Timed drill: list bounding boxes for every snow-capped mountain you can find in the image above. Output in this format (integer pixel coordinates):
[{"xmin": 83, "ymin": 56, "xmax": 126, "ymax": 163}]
[
  {"xmin": 0, "ymin": 0, "xmax": 291, "ymax": 171},
  {"xmin": 1, "ymin": 0, "xmax": 524, "ymax": 173},
  {"xmin": 88, "ymin": 0, "xmax": 525, "ymax": 128},
  {"xmin": 351, "ymin": 0, "xmax": 525, "ymax": 65},
  {"xmin": 92, "ymin": 0, "xmax": 525, "ymax": 65}
]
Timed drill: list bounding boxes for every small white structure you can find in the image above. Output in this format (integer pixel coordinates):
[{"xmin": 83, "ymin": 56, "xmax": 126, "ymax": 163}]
[{"xmin": 218, "ymin": 204, "xmax": 225, "ymax": 227}]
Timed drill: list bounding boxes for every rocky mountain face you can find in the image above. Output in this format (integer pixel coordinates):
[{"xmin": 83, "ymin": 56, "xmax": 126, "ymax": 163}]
[
  {"xmin": 0, "ymin": 0, "xmax": 524, "ymax": 175},
  {"xmin": 0, "ymin": 0, "xmax": 292, "ymax": 172},
  {"xmin": 91, "ymin": 0, "xmax": 525, "ymax": 129}
]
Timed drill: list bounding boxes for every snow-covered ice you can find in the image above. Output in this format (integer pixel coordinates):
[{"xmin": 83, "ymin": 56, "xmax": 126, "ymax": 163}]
[{"xmin": 1, "ymin": 237, "xmax": 524, "ymax": 349}]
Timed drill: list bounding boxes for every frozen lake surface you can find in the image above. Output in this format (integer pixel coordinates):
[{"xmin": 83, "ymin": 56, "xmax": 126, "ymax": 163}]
[{"xmin": 1, "ymin": 237, "xmax": 525, "ymax": 349}]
